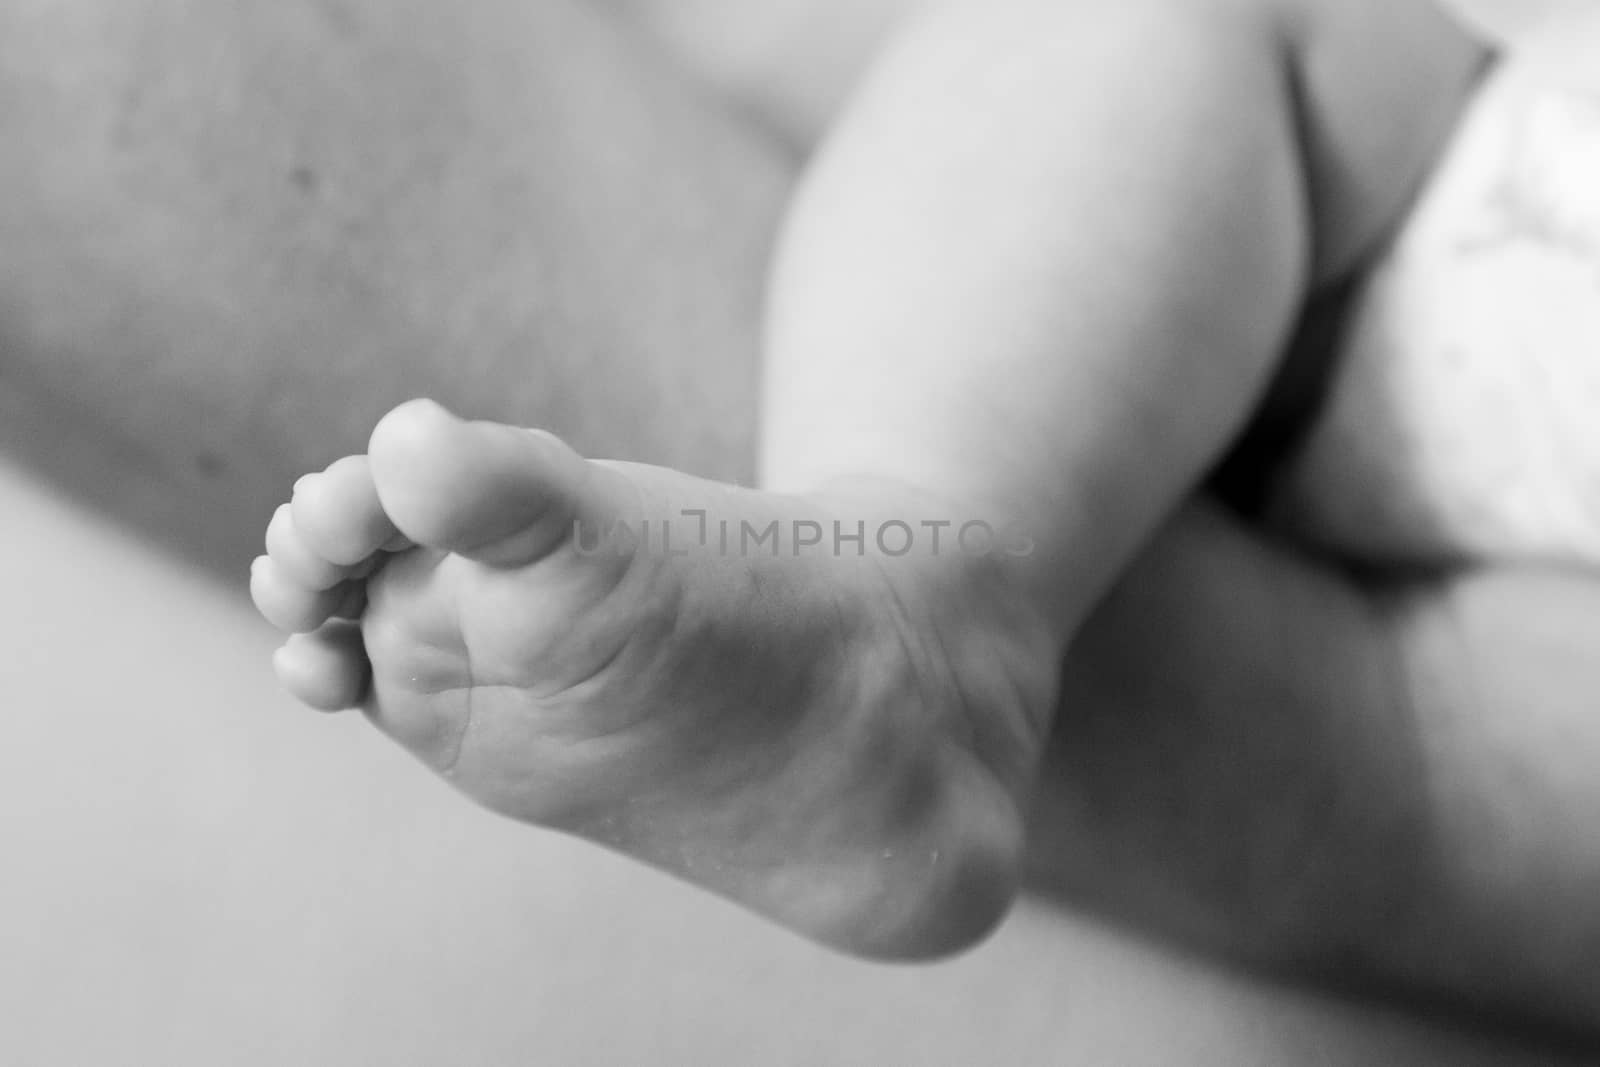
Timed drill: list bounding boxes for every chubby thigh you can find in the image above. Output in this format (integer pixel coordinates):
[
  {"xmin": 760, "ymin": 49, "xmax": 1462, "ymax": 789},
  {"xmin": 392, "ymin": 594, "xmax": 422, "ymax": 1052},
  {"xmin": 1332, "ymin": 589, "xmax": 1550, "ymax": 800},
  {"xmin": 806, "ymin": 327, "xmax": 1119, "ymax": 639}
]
[{"xmin": 0, "ymin": 0, "xmax": 786, "ymax": 569}]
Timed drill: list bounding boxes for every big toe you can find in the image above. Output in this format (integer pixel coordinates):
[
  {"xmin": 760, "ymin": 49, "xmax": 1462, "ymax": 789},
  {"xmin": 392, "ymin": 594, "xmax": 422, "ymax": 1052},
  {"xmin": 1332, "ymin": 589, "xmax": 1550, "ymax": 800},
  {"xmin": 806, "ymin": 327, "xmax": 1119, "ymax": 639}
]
[{"xmin": 366, "ymin": 399, "xmax": 623, "ymax": 567}]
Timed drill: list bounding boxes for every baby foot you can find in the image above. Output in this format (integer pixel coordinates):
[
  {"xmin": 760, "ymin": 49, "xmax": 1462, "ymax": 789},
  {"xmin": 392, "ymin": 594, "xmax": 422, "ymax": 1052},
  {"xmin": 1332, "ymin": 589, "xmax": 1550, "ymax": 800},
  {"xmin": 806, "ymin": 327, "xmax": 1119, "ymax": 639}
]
[{"xmin": 252, "ymin": 400, "xmax": 1061, "ymax": 957}]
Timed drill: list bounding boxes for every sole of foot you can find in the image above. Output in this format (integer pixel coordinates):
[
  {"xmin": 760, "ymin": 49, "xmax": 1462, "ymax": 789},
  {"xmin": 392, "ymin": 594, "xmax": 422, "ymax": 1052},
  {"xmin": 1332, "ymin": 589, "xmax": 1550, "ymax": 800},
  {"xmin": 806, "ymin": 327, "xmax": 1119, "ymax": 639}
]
[{"xmin": 252, "ymin": 399, "xmax": 1063, "ymax": 958}]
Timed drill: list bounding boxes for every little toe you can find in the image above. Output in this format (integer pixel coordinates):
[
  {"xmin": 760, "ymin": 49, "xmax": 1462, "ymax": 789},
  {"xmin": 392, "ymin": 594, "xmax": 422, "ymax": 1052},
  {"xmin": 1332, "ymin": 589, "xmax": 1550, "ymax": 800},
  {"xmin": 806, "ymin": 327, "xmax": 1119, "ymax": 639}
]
[
  {"xmin": 273, "ymin": 623, "xmax": 371, "ymax": 712},
  {"xmin": 367, "ymin": 398, "xmax": 626, "ymax": 567},
  {"xmin": 291, "ymin": 455, "xmax": 402, "ymax": 567},
  {"xmin": 251, "ymin": 556, "xmax": 359, "ymax": 634}
]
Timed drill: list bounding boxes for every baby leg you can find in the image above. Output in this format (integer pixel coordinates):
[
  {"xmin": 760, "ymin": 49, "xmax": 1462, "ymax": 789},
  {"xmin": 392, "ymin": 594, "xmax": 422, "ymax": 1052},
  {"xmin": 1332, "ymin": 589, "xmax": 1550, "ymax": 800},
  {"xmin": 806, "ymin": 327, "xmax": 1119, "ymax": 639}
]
[
  {"xmin": 255, "ymin": 0, "xmax": 1488, "ymax": 959},
  {"xmin": 251, "ymin": 1, "xmax": 1320, "ymax": 960},
  {"xmin": 0, "ymin": 0, "xmax": 783, "ymax": 571}
]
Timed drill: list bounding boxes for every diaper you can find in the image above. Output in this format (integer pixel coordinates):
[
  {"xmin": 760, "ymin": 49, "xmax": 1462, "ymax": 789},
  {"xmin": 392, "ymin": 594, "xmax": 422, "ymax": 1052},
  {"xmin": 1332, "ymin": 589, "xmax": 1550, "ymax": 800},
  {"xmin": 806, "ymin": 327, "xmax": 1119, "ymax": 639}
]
[{"xmin": 1265, "ymin": 3, "xmax": 1600, "ymax": 568}]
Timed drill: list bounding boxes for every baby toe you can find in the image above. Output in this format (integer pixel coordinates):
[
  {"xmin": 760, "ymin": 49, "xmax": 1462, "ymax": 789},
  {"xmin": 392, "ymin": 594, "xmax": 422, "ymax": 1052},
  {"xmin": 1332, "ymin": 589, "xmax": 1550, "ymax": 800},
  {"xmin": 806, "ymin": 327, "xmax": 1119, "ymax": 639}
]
[
  {"xmin": 367, "ymin": 398, "xmax": 605, "ymax": 567},
  {"xmin": 266, "ymin": 504, "xmax": 352, "ymax": 590},
  {"xmin": 273, "ymin": 623, "xmax": 371, "ymax": 712},
  {"xmin": 291, "ymin": 455, "xmax": 401, "ymax": 567},
  {"xmin": 251, "ymin": 556, "xmax": 359, "ymax": 634}
]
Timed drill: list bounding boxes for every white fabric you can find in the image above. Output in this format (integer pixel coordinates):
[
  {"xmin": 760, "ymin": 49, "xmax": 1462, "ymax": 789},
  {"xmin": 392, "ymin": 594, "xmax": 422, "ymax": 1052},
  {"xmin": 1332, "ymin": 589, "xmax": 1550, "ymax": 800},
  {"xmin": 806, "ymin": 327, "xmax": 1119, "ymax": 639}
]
[{"xmin": 1272, "ymin": 4, "xmax": 1600, "ymax": 565}]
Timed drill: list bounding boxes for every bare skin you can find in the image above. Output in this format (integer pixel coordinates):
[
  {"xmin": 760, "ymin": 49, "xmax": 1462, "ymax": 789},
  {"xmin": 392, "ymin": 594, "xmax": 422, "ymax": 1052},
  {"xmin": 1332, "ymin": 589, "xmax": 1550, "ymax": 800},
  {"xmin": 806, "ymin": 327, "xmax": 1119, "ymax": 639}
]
[
  {"xmin": 0, "ymin": 0, "xmax": 784, "ymax": 570},
  {"xmin": 630, "ymin": 3, "xmax": 1600, "ymax": 1029},
  {"xmin": 253, "ymin": 0, "xmax": 1329, "ymax": 957},
  {"xmin": 253, "ymin": 0, "xmax": 1600, "ymax": 1027},
  {"xmin": 6, "ymin": 0, "xmax": 1600, "ymax": 1034},
  {"xmin": 257, "ymin": 400, "xmax": 1056, "ymax": 954}
]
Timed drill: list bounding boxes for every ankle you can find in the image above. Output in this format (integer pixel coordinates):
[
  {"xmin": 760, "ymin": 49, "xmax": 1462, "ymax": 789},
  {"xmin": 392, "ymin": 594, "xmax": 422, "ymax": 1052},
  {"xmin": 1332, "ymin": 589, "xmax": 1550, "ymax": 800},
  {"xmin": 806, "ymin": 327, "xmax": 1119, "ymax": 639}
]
[{"xmin": 794, "ymin": 476, "xmax": 1067, "ymax": 639}]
